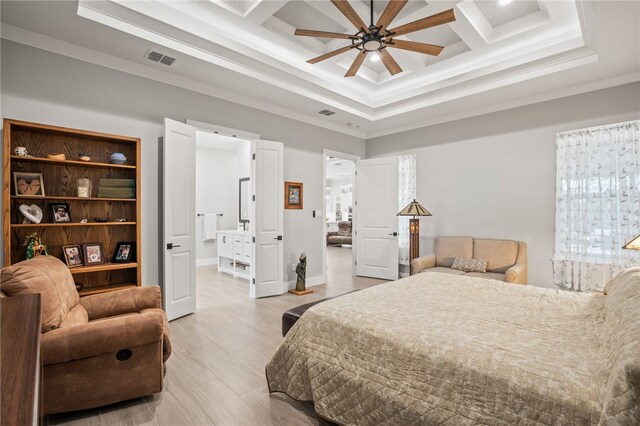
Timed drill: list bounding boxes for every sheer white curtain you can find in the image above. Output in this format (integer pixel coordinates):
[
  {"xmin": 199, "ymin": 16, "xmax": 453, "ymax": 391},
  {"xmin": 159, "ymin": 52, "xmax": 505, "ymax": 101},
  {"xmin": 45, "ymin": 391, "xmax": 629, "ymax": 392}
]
[
  {"xmin": 553, "ymin": 120, "xmax": 640, "ymax": 291},
  {"xmin": 399, "ymin": 154, "xmax": 417, "ymax": 277}
]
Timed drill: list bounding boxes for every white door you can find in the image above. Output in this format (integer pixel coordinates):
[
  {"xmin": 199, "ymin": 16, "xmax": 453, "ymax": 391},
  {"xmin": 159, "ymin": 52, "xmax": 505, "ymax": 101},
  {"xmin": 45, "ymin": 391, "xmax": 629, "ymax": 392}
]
[
  {"xmin": 251, "ymin": 139, "xmax": 284, "ymax": 298},
  {"xmin": 162, "ymin": 118, "xmax": 196, "ymax": 320},
  {"xmin": 355, "ymin": 157, "xmax": 399, "ymax": 280}
]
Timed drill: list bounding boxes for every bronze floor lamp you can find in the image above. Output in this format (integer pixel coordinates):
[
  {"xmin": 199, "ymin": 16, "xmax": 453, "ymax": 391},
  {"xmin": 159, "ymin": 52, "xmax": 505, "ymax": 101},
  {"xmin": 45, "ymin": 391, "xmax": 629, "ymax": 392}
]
[{"xmin": 397, "ymin": 199, "xmax": 432, "ymax": 262}]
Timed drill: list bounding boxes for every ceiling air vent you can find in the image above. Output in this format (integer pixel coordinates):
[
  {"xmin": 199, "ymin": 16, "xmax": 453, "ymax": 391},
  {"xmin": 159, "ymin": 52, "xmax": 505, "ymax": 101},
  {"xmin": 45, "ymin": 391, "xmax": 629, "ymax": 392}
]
[
  {"xmin": 145, "ymin": 49, "xmax": 175, "ymax": 66},
  {"xmin": 318, "ymin": 109, "xmax": 335, "ymax": 116},
  {"xmin": 160, "ymin": 56, "xmax": 175, "ymax": 66}
]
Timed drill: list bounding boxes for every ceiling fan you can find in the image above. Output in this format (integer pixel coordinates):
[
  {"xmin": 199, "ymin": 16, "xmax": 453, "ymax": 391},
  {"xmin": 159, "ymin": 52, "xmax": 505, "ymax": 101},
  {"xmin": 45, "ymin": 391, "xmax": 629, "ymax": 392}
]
[{"xmin": 294, "ymin": 0, "xmax": 456, "ymax": 77}]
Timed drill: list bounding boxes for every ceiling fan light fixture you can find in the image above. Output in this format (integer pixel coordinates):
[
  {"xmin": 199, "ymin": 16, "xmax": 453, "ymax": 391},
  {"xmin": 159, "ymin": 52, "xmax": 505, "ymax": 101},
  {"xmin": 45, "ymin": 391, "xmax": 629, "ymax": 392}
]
[
  {"xmin": 362, "ymin": 33, "xmax": 383, "ymax": 51},
  {"xmin": 295, "ymin": 1, "xmax": 456, "ymax": 77}
]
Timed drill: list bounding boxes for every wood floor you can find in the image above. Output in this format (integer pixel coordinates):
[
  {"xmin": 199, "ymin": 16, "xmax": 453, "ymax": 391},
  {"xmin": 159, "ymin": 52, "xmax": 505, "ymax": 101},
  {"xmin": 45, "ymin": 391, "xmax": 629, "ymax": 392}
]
[{"xmin": 47, "ymin": 246, "xmax": 386, "ymax": 425}]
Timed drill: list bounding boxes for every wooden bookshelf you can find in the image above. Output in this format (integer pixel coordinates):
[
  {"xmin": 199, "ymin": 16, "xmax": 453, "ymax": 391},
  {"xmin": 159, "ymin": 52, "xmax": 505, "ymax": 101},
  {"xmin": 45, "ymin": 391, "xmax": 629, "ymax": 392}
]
[{"xmin": 3, "ymin": 119, "xmax": 141, "ymax": 296}]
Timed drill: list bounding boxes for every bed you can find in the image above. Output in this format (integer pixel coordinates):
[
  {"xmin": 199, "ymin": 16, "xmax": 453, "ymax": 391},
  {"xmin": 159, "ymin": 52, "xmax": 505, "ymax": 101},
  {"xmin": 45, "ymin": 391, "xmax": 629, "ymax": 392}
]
[{"xmin": 266, "ymin": 268, "xmax": 640, "ymax": 425}]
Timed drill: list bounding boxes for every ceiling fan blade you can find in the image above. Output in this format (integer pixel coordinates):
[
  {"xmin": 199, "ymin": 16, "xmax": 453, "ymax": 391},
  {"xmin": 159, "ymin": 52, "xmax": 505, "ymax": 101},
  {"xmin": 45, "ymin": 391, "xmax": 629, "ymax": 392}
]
[
  {"xmin": 331, "ymin": 0, "xmax": 370, "ymax": 34},
  {"xmin": 294, "ymin": 29, "xmax": 357, "ymax": 40},
  {"xmin": 376, "ymin": 0, "xmax": 408, "ymax": 31},
  {"xmin": 387, "ymin": 8, "xmax": 455, "ymax": 37},
  {"xmin": 379, "ymin": 49, "xmax": 402, "ymax": 75},
  {"xmin": 345, "ymin": 50, "xmax": 368, "ymax": 77},
  {"xmin": 387, "ymin": 39, "xmax": 444, "ymax": 56},
  {"xmin": 307, "ymin": 45, "xmax": 357, "ymax": 64}
]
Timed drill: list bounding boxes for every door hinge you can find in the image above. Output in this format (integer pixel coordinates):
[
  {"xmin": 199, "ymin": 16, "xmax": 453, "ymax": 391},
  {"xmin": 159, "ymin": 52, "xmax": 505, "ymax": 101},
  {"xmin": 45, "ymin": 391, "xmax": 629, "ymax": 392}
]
[
  {"xmin": 252, "ymin": 237, "xmax": 255, "ymax": 243},
  {"xmin": 252, "ymin": 278, "xmax": 255, "ymax": 284},
  {"xmin": 252, "ymin": 195, "xmax": 255, "ymax": 201},
  {"xmin": 355, "ymin": 201, "xmax": 357, "ymax": 206},
  {"xmin": 355, "ymin": 260, "xmax": 357, "ymax": 265},
  {"xmin": 252, "ymin": 153, "xmax": 256, "ymax": 160},
  {"xmin": 355, "ymin": 171, "xmax": 357, "ymax": 175},
  {"xmin": 355, "ymin": 231, "xmax": 357, "ymax": 236}
]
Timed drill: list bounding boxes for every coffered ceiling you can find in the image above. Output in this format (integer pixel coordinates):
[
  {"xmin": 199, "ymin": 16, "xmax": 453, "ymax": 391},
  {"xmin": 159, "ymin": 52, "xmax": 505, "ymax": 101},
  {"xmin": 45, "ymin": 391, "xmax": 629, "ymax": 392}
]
[{"xmin": 1, "ymin": 1, "xmax": 639, "ymax": 138}]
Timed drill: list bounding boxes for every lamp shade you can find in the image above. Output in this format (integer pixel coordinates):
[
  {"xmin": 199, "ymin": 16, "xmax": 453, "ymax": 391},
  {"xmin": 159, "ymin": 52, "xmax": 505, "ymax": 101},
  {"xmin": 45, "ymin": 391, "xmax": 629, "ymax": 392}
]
[
  {"xmin": 397, "ymin": 199, "xmax": 432, "ymax": 217},
  {"xmin": 623, "ymin": 234, "xmax": 640, "ymax": 251}
]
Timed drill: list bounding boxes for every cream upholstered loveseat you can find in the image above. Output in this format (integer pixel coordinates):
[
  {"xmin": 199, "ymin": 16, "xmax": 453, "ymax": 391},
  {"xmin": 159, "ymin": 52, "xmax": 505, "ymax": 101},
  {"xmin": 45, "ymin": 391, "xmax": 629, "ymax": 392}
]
[{"xmin": 410, "ymin": 236, "xmax": 527, "ymax": 284}]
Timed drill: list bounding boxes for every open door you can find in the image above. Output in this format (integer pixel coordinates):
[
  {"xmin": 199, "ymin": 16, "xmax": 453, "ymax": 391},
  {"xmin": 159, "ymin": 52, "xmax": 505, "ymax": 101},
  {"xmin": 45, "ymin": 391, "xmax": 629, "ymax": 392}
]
[
  {"xmin": 355, "ymin": 157, "xmax": 399, "ymax": 280},
  {"xmin": 162, "ymin": 118, "xmax": 196, "ymax": 320},
  {"xmin": 251, "ymin": 139, "xmax": 284, "ymax": 298}
]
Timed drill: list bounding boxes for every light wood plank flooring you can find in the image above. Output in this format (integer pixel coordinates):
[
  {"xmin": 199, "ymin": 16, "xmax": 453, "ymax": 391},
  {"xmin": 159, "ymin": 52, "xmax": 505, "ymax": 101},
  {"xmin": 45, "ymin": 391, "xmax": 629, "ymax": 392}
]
[{"xmin": 47, "ymin": 246, "xmax": 386, "ymax": 425}]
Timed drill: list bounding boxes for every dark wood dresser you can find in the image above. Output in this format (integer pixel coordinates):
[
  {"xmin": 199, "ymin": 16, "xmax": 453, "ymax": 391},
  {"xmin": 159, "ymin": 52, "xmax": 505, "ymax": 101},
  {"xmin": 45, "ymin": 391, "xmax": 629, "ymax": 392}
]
[{"xmin": 1, "ymin": 293, "xmax": 42, "ymax": 425}]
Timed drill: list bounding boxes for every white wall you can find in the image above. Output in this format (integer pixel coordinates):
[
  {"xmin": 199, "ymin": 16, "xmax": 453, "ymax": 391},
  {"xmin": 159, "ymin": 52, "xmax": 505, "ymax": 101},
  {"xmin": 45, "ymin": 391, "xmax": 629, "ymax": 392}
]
[
  {"xmin": 195, "ymin": 145, "xmax": 239, "ymax": 265},
  {"xmin": 367, "ymin": 82, "xmax": 640, "ymax": 287},
  {"xmin": 0, "ymin": 41, "xmax": 366, "ymax": 287}
]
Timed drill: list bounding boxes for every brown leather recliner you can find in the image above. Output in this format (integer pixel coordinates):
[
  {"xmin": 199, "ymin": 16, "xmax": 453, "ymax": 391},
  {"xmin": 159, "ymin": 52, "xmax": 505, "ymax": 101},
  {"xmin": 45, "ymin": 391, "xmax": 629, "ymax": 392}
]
[
  {"xmin": 0, "ymin": 256, "xmax": 172, "ymax": 415},
  {"xmin": 327, "ymin": 221, "xmax": 352, "ymax": 246}
]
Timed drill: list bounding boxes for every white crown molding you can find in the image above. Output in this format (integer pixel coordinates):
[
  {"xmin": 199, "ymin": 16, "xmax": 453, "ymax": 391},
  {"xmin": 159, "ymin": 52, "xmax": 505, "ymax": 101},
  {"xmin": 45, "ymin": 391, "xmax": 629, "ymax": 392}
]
[
  {"xmin": 3, "ymin": 24, "xmax": 637, "ymax": 141},
  {"xmin": 0, "ymin": 24, "xmax": 367, "ymax": 139},
  {"xmin": 366, "ymin": 72, "xmax": 640, "ymax": 139},
  {"xmin": 81, "ymin": 0, "xmax": 597, "ymax": 118}
]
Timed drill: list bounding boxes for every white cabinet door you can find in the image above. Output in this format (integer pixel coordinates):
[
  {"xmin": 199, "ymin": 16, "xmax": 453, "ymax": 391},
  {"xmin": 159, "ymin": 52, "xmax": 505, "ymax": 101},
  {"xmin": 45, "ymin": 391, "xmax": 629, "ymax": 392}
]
[
  {"xmin": 242, "ymin": 238, "xmax": 252, "ymax": 263},
  {"xmin": 162, "ymin": 118, "xmax": 196, "ymax": 321},
  {"xmin": 355, "ymin": 157, "xmax": 399, "ymax": 280},
  {"xmin": 218, "ymin": 233, "xmax": 233, "ymax": 258},
  {"xmin": 251, "ymin": 139, "xmax": 284, "ymax": 298}
]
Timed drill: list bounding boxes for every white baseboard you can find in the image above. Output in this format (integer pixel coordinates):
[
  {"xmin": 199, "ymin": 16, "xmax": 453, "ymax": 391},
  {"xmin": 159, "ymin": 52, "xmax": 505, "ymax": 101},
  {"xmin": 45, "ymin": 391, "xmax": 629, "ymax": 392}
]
[
  {"xmin": 285, "ymin": 274, "xmax": 325, "ymax": 291},
  {"xmin": 196, "ymin": 258, "xmax": 218, "ymax": 267}
]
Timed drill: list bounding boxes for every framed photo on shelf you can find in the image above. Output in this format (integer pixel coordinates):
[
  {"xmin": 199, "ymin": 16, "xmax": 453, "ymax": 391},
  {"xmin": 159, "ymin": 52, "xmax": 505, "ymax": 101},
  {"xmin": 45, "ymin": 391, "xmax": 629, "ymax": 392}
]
[
  {"xmin": 112, "ymin": 242, "xmax": 135, "ymax": 263},
  {"xmin": 13, "ymin": 172, "xmax": 45, "ymax": 197},
  {"xmin": 82, "ymin": 243, "xmax": 105, "ymax": 266},
  {"xmin": 50, "ymin": 203, "xmax": 71, "ymax": 223},
  {"xmin": 62, "ymin": 244, "xmax": 83, "ymax": 268},
  {"xmin": 285, "ymin": 181, "xmax": 303, "ymax": 209}
]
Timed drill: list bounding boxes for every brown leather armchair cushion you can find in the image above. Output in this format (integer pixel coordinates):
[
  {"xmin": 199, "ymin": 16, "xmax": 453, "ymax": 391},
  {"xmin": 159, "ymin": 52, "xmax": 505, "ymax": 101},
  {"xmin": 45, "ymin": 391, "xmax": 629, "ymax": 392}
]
[{"xmin": 0, "ymin": 256, "xmax": 172, "ymax": 414}]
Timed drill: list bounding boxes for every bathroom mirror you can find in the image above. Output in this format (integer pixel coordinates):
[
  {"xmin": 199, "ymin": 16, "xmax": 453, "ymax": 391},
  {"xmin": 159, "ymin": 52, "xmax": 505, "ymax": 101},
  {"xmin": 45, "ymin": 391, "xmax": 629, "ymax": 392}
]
[{"xmin": 239, "ymin": 177, "xmax": 250, "ymax": 223}]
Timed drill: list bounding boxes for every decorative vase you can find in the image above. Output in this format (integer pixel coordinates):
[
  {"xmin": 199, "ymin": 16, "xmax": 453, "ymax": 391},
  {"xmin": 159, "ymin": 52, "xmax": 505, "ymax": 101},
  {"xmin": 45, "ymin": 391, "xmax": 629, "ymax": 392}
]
[
  {"xmin": 77, "ymin": 178, "xmax": 93, "ymax": 198},
  {"xmin": 110, "ymin": 152, "xmax": 127, "ymax": 165}
]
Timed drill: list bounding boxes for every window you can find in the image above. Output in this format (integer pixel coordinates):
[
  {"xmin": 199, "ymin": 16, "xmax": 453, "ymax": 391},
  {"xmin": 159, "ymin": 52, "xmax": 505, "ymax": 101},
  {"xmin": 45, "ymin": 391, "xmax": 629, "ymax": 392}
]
[{"xmin": 553, "ymin": 120, "xmax": 640, "ymax": 291}]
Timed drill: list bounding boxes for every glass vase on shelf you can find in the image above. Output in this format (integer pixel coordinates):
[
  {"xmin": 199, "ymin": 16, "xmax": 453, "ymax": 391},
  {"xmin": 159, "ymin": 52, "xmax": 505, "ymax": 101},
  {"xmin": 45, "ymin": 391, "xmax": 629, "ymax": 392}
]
[{"xmin": 77, "ymin": 178, "xmax": 93, "ymax": 198}]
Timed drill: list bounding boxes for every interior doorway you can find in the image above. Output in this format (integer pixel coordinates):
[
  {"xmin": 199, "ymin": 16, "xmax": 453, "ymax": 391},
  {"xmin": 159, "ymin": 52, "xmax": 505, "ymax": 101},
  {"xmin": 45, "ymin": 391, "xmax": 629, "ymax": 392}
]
[
  {"xmin": 194, "ymin": 130, "xmax": 252, "ymax": 287},
  {"xmin": 323, "ymin": 150, "xmax": 358, "ymax": 281}
]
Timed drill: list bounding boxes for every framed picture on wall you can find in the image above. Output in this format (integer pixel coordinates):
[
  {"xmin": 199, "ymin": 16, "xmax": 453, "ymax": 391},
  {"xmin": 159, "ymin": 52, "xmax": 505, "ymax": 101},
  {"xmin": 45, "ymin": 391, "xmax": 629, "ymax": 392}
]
[{"xmin": 285, "ymin": 181, "xmax": 303, "ymax": 209}]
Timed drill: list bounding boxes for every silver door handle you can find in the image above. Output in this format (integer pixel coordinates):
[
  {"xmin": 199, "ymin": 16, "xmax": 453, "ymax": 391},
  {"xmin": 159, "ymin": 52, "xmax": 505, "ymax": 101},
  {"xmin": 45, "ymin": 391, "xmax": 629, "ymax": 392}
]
[{"xmin": 166, "ymin": 243, "xmax": 182, "ymax": 249}]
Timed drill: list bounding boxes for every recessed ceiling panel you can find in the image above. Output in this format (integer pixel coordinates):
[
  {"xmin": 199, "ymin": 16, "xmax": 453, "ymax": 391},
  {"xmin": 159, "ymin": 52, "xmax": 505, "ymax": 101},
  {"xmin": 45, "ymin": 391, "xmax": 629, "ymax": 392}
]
[
  {"xmin": 275, "ymin": 1, "xmax": 348, "ymax": 37},
  {"xmin": 475, "ymin": 0, "xmax": 541, "ymax": 27},
  {"xmin": 406, "ymin": 23, "xmax": 462, "ymax": 47},
  {"xmin": 359, "ymin": 0, "xmax": 430, "ymax": 21}
]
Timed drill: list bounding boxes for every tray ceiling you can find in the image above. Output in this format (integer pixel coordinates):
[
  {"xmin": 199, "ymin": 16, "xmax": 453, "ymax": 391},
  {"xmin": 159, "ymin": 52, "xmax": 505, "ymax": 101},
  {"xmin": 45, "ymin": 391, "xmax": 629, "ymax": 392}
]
[{"xmin": 2, "ymin": 1, "xmax": 638, "ymax": 138}]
